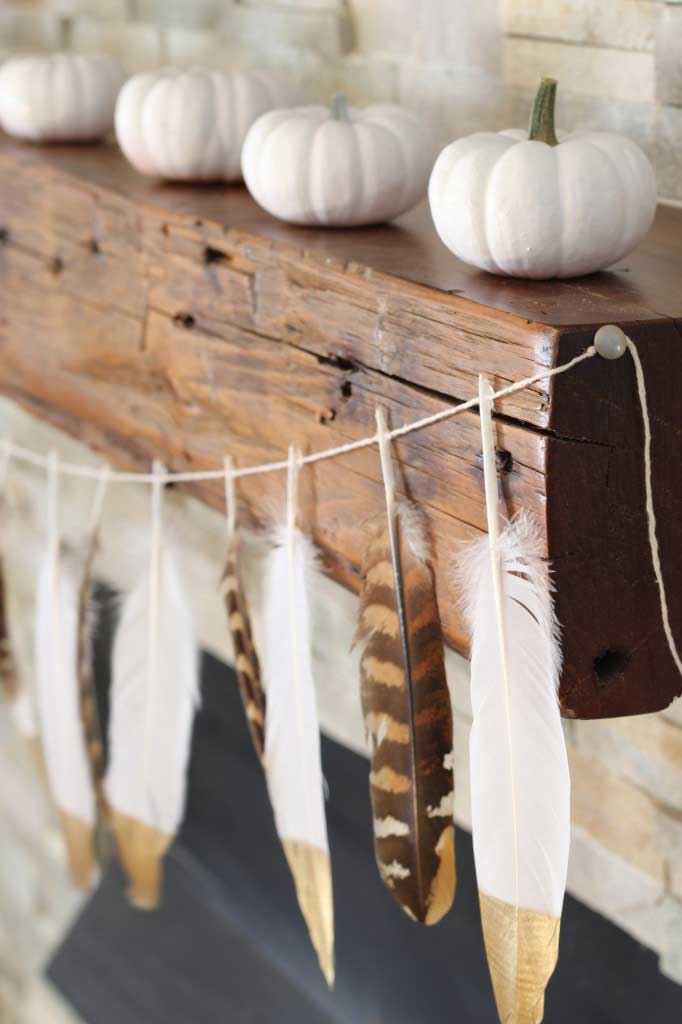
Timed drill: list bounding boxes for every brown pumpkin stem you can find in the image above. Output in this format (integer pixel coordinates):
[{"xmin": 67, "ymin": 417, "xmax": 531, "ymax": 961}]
[
  {"xmin": 330, "ymin": 93, "xmax": 350, "ymax": 122},
  {"xmin": 528, "ymin": 77, "xmax": 559, "ymax": 146}
]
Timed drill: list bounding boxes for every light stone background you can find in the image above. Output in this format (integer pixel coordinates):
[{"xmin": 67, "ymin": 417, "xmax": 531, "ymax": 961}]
[
  {"xmin": 0, "ymin": 0, "xmax": 682, "ymax": 1019},
  {"xmin": 1, "ymin": 1, "xmax": 682, "ymax": 198}
]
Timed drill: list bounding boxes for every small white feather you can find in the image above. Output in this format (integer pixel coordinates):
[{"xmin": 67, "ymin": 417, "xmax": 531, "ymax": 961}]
[
  {"xmin": 262, "ymin": 520, "xmax": 334, "ymax": 986},
  {"xmin": 459, "ymin": 511, "xmax": 569, "ymax": 917},
  {"xmin": 105, "ymin": 544, "xmax": 199, "ymax": 838},
  {"xmin": 35, "ymin": 541, "xmax": 95, "ymax": 829},
  {"xmin": 263, "ymin": 525, "xmax": 328, "ymax": 851}
]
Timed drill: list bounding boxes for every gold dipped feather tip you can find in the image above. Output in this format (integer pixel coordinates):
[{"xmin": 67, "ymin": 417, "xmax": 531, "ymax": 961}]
[
  {"xmin": 283, "ymin": 839, "xmax": 335, "ymax": 989},
  {"xmin": 221, "ymin": 534, "xmax": 266, "ymax": 763},
  {"xmin": 108, "ymin": 807, "xmax": 171, "ymax": 909},
  {"xmin": 479, "ymin": 891, "xmax": 560, "ymax": 1024},
  {"xmin": 357, "ymin": 499, "xmax": 455, "ymax": 925}
]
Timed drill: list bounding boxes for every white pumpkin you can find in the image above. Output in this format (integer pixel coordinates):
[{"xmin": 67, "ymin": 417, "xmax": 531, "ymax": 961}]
[
  {"xmin": 0, "ymin": 53, "xmax": 123, "ymax": 143},
  {"xmin": 429, "ymin": 78, "xmax": 657, "ymax": 279},
  {"xmin": 115, "ymin": 68, "xmax": 292, "ymax": 182},
  {"xmin": 242, "ymin": 94, "xmax": 435, "ymax": 227}
]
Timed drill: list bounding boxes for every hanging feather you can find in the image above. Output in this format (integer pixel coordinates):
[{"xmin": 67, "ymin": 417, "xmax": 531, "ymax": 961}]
[
  {"xmin": 76, "ymin": 526, "xmax": 114, "ymax": 868},
  {"xmin": 35, "ymin": 533, "xmax": 98, "ymax": 890},
  {"xmin": 355, "ymin": 409, "xmax": 455, "ymax": 925},
  {"xmin": 262, "ymin": 447, "xmax": 334, "ymax": 988},
  {"xmin": 0, "ymin": 553, "xmax": 17, "ymax": 701},
  {"xmin": 457, "ymin": 376, "xmax": 570, "ymax": 1024},
  {"xmin": 221, "ymin": 525, "xmax": 266, "ymax": 761},
  {"xmin": 105, "ymin": 464, "xmax": 199, "ymax": 910}
]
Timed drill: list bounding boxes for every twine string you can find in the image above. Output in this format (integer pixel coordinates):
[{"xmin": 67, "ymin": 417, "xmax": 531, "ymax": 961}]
[
  {"xmin": 0, "ymin": 346, "xmax": 596, "ymax": 484},
  {"xmin": 2, "ymin": 333, "xmax": 677, "ymax": 683},
  {"xmin": 627, "ymin": 338, "xmax": 682, "ymax": 679}
]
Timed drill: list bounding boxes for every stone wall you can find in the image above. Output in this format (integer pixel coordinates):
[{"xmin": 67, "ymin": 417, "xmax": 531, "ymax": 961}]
[{"xmin": 0, "ymin": 0, "xmax": 680, "ymax": 197}]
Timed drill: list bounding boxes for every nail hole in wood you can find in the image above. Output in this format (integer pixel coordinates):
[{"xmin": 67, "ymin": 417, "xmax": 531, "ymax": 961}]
[
  {"xmin": 173, "ymin": 312, "xmax": 195, "ymax": 329},
  {"xmin": 316, "ymin": 352, "xmax": 358, "ymax": 373},
  {"xmin": 318, "ymin": 408, "xmax": 336, "ymax": 425},
  {"xmin": 340, "ymin": 380, "xmax": 352, "ymax": 399},
  {"xmin": 594, "ymin": 648, "xmax": 630, "ymax": 689},
  {"xmin": 496, "ymin": 449, "xmax": 514, "ymax": 476},
  {"xmin": 0, "ymin": 227, "xmax": 8, "ymax": 244},
  {"xmin": 204, "ymin": 245, "xmax": 228, "ymax": 266},
  {"xmin": 50, "ymin": 256, "xmax": 64, "ymax": 275},
  {"xmin": 89, "ymin": 239, "xmax": 100, "ymax": 254}
]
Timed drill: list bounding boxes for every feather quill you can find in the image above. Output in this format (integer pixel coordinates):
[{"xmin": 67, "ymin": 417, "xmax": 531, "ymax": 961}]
[
  {"xmin": 105, "ymin": 465, "xmax": 199, "ymax": 909},
  {"xmin": 35, "ymin": 534, "xmax": 98, "ymax": 890},
  {"xmin": 356, "ymin": 410, "xmax": 455, "ymax": 924},
  {"xmin": 263, "ymin": 447, "xmax": 334, "ymax": 987},
  {"xmin": 222, "ymin": 530, "xmax": 266, "ymax": 763},
  {"xmin": 458, "ymin": 376, "xmax": 570, "ymax": 1024}
]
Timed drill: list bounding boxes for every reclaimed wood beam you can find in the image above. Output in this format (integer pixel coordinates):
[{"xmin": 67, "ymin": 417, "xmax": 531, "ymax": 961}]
[{"xmin": 0, "ymin": 134, "xmax": 681, "ymax": 719}]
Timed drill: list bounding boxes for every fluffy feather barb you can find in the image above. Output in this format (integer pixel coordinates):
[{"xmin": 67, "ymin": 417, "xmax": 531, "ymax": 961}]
[
  {"xmin": 263, "ymin": 524, "xmax": 334, "ymax": 987},
  {"xmin": 105, "ymin": 544, "xmax": 199, "ymax": 909},
  {"xmin": 357, "ymin": 500, "xmax": 455, "ymax": 925},
  {"xmin": 35, "ymin": 540, "xmax": 97, "ymax": 889},
  {"xmin": 459, "ymin": 511, "xmax": 570, "ymax": 1024}
]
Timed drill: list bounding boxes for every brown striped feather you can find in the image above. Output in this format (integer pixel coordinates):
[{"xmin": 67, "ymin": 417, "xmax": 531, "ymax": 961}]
[
  {"xmin": 76, "ymin": 531, "xmax": 111, "ymax": 863},
  {"xmin": 222, "ymin": 533, "xmax": 266, "ymax": 762},
  {"xmin": 356, "ymin": 500, "xmax": 455, "ymax": 924},
  {"xmin": 0, "ymin": 555, "xmax": 17, "ymax": 701}
]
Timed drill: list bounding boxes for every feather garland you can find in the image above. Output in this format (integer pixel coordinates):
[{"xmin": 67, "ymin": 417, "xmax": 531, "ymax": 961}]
[
  {"xmin": 105, "ymin": 464, "xmax": 199, "ymax": 909},
  {"xmin": 35, "ymin": 522, "xmax": 98, "ymax": 890},
  {"xmin": 356, "ymin": 410, "xmax": 455, "ymax": 925},
  {"xmin": 458, "ymin": 376, "xmax": 570, "ymax": 1024},
  {"xmin": 263, "ymin": 447, "xmax": 334, "ymax": 988},
  {"xmin": 221, "ymin": 519, "xmax": 266, "ymax": 761}
]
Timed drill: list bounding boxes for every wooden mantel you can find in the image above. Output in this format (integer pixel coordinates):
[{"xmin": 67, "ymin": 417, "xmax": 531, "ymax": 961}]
[{"xmin": 0, "ymin": 133, "xmax": 681, "ymax": 720}]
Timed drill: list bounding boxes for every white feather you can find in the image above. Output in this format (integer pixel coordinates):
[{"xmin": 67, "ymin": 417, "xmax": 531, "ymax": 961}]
[
  {"xmin": 105, "ymin": 542, "xmax": 199, "ymax": 838},
  {"xmin": 460, "ymin": 513, "xmax": 569, "ymax": 916},
  {"xmin": 34, "ymin": 540, "xmax": 95, "ymax": 828},
  {"xmin": 460, "ymin": 373, "xmax": 570, "ymax": 918},
  {"xmin": 263, "ymin": 525, "xmax": 328, "ymax": 852}
]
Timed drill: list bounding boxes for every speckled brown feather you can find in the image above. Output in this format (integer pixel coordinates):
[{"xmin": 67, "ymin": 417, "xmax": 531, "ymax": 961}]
[
  {"xmin": 356, "ymin": 500, "xmax": 455, "ymax": 924},
  {"xmin": 0, "ymin": 556, "xmax": 17, "ymax": 701},
  {"xmin": 76, "ymin": 533, "xmax": 106, "ymax": 803},
  {"xmin": 76, "ymin": 531, "xmax": 112, "ymax": 868},
  {"xmin": 222, "ymin": 533, "xmax": 266, "ymax": 762}
]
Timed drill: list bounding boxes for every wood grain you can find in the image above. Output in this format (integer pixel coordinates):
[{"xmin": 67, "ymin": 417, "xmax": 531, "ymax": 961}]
[{"xmin": 0, "ymin": 133, "xmax": 680, "ymax": 718}]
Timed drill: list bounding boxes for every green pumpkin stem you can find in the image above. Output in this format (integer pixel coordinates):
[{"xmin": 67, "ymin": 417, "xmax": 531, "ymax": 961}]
[
  {"xmin": 330, "ymin": 93, "xmax": 350, "ymax": 122},
  {"xmin": 528, "ymin": 77, "xmax": 559, "ymax": 146}
]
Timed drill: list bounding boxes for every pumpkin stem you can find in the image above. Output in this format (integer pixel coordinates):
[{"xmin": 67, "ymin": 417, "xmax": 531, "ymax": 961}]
[
  {"xmin": 528, "ymin": 77, "xmax": 559, "ymax": 146},
  {"xmin": 330, "ymin": 94, "xmax": 350, "ymax": 122}
]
